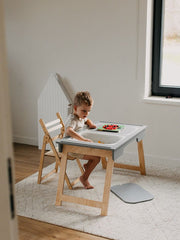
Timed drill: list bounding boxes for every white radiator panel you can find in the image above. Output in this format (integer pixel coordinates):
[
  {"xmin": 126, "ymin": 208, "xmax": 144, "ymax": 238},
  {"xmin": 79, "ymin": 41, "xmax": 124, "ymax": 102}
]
[{"xmin": 38, "ymin": 73, "xmax": 72, "ymax": 149}]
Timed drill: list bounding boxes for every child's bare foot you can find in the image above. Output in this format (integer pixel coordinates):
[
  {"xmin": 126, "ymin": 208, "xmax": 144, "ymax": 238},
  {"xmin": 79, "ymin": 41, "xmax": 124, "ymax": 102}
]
[{"xmin": 80, "ymin": 176, "xmax": 94, "ymax": 189}]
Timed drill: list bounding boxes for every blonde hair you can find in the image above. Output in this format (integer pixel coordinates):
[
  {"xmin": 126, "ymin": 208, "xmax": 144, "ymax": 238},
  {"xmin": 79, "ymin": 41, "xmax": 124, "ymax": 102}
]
[{"xmin": 74, "ymin": 91, "xmax": 93, "ymax": 107}]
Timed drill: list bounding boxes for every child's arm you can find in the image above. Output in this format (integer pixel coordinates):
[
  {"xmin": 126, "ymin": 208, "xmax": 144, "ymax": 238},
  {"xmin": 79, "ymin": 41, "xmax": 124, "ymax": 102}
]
[
  {"xmin": 66, "ymin": 127, "xmax": 92, "ymax": 142},
  {"xmin": 86, "ymin": 119, "xmax": 96, "ymax": 129}
]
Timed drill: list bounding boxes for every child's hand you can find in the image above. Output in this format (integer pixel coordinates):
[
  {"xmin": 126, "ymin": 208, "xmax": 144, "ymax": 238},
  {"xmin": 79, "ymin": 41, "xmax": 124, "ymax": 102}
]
[
  {"xmin": 86, "ymin": 119, "xmax": 96, "ymax": 129},
  {"xmin": 83, "ymin": 138, "xmax": 93, "ymax": 143},
  {"xmin": 89, "ymin": 123, "xmax": 96, "ymax": 129}
]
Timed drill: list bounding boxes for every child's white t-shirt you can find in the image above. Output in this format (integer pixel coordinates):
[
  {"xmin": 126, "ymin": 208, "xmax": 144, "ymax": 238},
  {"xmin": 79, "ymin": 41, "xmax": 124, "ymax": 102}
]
[{"xmin": 65, "ymin": 114, "xmax": 87, "ymax": 136}]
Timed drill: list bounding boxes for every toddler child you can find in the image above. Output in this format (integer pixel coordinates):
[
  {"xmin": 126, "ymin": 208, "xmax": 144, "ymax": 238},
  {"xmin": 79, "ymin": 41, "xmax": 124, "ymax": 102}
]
[{"xmin": 65, "ymin": 91, "xmax": 100, "ymax": 189}]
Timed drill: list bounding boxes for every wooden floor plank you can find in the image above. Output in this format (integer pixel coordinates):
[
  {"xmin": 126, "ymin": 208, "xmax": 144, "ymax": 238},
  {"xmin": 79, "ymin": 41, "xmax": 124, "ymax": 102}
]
[{"xmin": 14, "ymin": 143, "xmax": 109, "ymax": 240}]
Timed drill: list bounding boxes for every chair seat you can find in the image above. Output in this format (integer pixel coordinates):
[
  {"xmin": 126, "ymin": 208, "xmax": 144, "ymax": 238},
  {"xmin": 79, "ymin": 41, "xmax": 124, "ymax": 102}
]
[
  {"xmin": 45, "ymin": 149, "xmax": 62, "ymax": 157},
  {"xmin": 45, "ymin": 149, "xmax": 76, "ymax": 160}
]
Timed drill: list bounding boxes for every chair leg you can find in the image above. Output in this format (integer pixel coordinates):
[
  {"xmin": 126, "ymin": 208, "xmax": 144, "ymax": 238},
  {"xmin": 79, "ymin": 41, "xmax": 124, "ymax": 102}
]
[
  {"xmin": 49, "ymin": 139, "xmax": 73, "ymax": 190},
  {"xmin": 68, "ymin": 159, "xmax": 84, "ymax": 187},
  {"xmin": 37, "ymin": 138, "xmax": 46, "ymax": 184},
  {"xmin": 76, "ymin": 158, "xmax": 84, "ymax": 174},
  {"xmin": 71, "ymin": 177, "xmax": 80, "ymax": 187},
  {"xmin": 55, "ymin": 161, "xmax": 58, "ymax": 173}
]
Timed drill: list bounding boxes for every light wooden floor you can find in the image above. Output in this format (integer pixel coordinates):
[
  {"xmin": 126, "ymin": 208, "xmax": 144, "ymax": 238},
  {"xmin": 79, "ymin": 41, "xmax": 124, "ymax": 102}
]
[{"xmin": 14, "ymin": 143, "xmax": 109, "ymax": 240}]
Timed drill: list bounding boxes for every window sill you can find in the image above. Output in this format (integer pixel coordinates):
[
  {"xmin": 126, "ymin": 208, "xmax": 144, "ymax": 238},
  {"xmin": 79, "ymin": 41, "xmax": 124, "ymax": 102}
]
[{"xmin": 143, "ymin": 96, "xmax": 180, "ymax": 106}]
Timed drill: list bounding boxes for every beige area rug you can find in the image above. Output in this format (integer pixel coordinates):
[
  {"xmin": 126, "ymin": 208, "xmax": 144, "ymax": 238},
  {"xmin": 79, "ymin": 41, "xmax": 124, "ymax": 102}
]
[{"xmin": 15, "ymin": 159, "xmax": 180, "ymax": 240}]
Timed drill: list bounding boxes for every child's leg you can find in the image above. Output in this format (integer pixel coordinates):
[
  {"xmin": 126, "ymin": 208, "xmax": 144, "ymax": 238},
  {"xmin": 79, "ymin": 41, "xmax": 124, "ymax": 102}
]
[
  {"xmin": 83, "ymin": 160, "xmax": 92, "ymax": 171},
  {"xmin": 80, "ymin": 155, "xmax": 100, "ymax": 189}
]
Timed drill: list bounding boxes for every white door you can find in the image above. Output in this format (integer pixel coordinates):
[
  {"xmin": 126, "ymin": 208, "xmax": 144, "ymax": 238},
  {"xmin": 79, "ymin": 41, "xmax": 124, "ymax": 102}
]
[{"xmin": 0, "ymin": 0, "xmax": 18, "ymax": 239}]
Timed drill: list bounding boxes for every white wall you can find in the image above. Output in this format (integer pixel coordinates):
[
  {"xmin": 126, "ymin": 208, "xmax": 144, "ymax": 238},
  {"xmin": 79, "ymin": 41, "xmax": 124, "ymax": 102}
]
[{"xmin": 3, "ymin": 0, "xmax": 180, "ymax": 162}]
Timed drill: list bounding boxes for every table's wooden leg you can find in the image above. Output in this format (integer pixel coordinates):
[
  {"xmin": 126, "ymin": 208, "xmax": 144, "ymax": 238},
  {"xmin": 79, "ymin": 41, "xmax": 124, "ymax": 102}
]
[
  {"xmin": 55, "ymin": 150, "xmax": 68, "ymax": 206},
  {"xmin": 137, "ymin": 140, "xmax": 146, "ymax": 175},
  {"xmin": 101, "ymin": 157, "xmax": 107, "ymax": 169},
  {"xmin": 101, "ymin": 155, "xmax": 114, "ymax": 216}
]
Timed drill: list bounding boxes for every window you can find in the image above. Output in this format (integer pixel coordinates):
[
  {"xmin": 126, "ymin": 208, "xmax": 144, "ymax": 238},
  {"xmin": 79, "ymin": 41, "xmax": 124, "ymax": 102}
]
[{"xmin": 152, "ymin": 0, "xmax": 180, "ymax": 97}]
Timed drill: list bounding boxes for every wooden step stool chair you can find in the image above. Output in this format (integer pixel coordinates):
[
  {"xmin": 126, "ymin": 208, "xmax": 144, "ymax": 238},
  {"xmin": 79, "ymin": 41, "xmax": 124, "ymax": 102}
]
[{"xmin": 37, "ymin": 112, "xmax": 84, "ymax": 189}]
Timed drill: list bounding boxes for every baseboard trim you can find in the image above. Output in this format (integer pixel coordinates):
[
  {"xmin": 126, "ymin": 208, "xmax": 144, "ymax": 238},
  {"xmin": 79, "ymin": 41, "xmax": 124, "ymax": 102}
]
[
  {"xmin": 13, "ymin": 135, "xmax": 38, "ymax": 146},
  {"xmin": 122, "ymin": 151, "xmax": 180, "ymax": 165}
]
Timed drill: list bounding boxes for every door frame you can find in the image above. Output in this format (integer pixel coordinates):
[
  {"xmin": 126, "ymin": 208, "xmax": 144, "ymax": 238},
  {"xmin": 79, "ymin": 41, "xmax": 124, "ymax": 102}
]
[{"xmin": 0, "ymin": 0, "xmax": 18, "ymax": 239}]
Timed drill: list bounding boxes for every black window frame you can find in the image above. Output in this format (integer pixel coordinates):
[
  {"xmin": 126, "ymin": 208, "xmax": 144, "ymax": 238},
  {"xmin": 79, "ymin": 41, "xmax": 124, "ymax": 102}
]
[{"xmin": 152, "ymin": 0, "xmax": 180, "ymax": 98}]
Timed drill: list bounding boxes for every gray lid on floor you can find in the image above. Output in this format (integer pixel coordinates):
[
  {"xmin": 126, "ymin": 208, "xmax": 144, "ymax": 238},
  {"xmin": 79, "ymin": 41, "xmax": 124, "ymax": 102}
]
[{"xmin": 111, "ymin": 183, "xmax": 154, "ymax": 203}]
